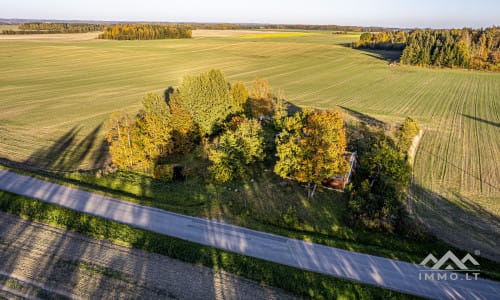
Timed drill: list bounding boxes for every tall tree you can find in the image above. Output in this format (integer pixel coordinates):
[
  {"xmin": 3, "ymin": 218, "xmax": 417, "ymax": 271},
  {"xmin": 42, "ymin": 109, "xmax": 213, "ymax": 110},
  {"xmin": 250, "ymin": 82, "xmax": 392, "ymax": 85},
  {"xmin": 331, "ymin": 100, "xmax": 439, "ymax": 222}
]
[
  {"xmin": 106, "ymin": 112, "xmax": 143, "ymax": 170},
  {"xmin": 136, "ymin": 93, "xmax": 173, "ymax": 163},
  {"xmin": 178, "ymin": 69, "xmax": 234, "ymax": 135},
  {"xmin": 209, "ymin": 118, "xmax": 265, "ymax": 183},
  {"xmin": 274, "ymin": 110, "xmax": 348, "ymax": 198},
  {"xmin": 168, "ymin": 89, "xmax": 198, "ymax": 153}
]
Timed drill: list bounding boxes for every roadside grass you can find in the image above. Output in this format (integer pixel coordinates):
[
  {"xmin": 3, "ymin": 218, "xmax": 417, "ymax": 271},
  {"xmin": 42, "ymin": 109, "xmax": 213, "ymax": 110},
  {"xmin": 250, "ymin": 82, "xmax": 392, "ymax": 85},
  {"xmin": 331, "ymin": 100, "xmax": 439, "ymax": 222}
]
[
  {"xmin": 0, "ymin": 190, "xmax": 421, "ymax": 300},
  {"xmin": 2, "ymin": 164, "xmax": 500, "ymax": 281}
]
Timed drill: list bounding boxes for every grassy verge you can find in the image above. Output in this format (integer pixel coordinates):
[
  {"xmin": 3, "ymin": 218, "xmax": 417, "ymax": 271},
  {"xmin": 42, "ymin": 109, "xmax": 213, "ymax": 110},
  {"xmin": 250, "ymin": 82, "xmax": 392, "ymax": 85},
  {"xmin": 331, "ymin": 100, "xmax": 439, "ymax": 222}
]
[
  {"xmin": 0, "ymin": 190, "xmax": 420, "ymax": 299},
  {"xmin": 1, "ymin": 164, "xmax": 499, "ymax": 281}
]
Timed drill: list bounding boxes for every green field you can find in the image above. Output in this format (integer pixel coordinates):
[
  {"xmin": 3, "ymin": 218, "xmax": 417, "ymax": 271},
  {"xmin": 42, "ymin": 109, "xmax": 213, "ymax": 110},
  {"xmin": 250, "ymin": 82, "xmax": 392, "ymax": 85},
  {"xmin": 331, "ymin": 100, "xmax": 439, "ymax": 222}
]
[{"xmin": 0, "ymin": 30, "xmax": 498, "ymax": 259}]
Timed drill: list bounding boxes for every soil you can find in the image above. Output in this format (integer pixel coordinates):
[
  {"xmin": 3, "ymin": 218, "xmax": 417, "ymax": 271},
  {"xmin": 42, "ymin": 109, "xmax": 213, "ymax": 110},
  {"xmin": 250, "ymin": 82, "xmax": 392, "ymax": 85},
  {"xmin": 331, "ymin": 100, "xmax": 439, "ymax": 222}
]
[{"xmin": 0, "ymin": 212, "xmax": 296, "ymax": 299}]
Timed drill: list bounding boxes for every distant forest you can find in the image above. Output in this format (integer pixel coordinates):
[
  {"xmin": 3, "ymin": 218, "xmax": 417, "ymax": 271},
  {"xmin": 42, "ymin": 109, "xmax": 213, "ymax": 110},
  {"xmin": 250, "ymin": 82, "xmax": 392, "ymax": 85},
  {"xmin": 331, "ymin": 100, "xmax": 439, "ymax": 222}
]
[
  {"xmin": 98, "ymin": 24, "xmax": 192, "ymax": 40},
  {"xmin": 353, "ymin": 27, "xmax": 500, "ymax": 70},
  {"xmin": 186, "ymin": 23, "xmax": 389, "ymax": 32},
  {"xmin": 2, "ymin": 22, "xmax": 105, "ymax": 34}
]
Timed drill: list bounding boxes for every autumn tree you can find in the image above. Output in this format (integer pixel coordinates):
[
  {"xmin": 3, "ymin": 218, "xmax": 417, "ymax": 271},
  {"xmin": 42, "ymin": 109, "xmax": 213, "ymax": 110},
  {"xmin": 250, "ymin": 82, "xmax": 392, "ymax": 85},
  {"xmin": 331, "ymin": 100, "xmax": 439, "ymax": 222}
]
[
  {"xmin": 209, "ymin": 118, "xmax": 265, "ymax": 183},
  {"xmin": 178, "ymin": 69, "xmax": 234, "ymax": 136},
  {"xmin": 107, "ymin": 93, "xmax": 173, "ymax": 172},
  {"xmin": 274, "ymin": 110, "xmax": 348, "ymax": 198},
  {"xmin": 106, "ymin": 112, "xmax": 143, "ymax": 170},
  {"xmin": 230, "ymin": 81, "xmax": 249, "ymax": 113},
  {"xmin": 135, "ymin": 93, "xmax": 173, "ymax": 166},
  {"xmin": 246, "ymin": 78, "xmax": 274, "ymax": 118}
]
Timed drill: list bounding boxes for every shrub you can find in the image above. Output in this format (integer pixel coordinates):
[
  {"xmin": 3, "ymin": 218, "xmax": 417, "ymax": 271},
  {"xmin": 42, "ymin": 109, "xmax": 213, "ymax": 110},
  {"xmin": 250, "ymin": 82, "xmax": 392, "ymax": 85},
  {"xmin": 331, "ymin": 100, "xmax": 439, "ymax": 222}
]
[{"xmin": 154, "ymin": 164, "xmax": 175, "ymax": 181}]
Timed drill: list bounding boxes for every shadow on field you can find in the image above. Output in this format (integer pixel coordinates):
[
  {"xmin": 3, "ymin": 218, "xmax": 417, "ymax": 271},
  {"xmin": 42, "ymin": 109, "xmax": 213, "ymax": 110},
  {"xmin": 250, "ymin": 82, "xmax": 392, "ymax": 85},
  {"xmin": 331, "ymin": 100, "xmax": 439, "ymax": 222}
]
[
  {"xmin": 341, "ymin": 43, "xmax": 402, "ymax": 63},
  {"xmin": 339, "ymin": 106, "xmax": 385, "ymax": 127},
  {"xmin": 359, "ymin": 49, "xmax": 402, "ymax": 63},
  {"xmin": 0, "ymin": 124, "xmax": 109, "ymax": 173},
  {"xmin": 410, "ymin": 183, "xmax": 500, "ymax": 263},
  {"xmin": 462, "ymin": 114, "xmax": 500, "ymax": 128}
]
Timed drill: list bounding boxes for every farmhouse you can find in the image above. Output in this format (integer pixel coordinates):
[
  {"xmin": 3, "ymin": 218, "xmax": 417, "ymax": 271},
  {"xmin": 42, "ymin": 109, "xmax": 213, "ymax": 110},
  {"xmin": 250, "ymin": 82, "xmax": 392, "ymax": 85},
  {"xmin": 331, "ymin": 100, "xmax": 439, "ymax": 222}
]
[{"xmin": 322, "ymin": 152, "xmax": 358, "ymax": 191}]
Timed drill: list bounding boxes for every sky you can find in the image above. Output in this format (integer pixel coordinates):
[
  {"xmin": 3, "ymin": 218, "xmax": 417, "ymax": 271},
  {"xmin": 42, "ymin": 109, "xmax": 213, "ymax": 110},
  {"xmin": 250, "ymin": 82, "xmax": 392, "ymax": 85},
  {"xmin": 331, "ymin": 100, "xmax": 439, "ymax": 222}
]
[{"xmin": 1, "ymin": 0, "xmax": 499, "ymax": 29}]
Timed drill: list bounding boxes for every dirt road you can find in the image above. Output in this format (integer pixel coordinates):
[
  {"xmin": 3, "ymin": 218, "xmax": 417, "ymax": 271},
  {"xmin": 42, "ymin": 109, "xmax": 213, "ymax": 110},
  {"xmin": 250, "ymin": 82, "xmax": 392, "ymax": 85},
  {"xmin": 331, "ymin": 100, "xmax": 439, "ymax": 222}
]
[{"xmin": 0, "ymin": 212, "xmax": 295, "ymax": 299}]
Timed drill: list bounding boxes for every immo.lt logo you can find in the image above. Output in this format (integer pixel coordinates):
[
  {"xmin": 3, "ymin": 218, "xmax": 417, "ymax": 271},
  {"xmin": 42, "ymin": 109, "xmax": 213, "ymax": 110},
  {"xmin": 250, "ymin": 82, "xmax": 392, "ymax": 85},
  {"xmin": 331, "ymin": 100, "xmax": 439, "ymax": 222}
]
[{"xmin": 419, "ymin": 250, "xmax": 480, "ymax": 281}]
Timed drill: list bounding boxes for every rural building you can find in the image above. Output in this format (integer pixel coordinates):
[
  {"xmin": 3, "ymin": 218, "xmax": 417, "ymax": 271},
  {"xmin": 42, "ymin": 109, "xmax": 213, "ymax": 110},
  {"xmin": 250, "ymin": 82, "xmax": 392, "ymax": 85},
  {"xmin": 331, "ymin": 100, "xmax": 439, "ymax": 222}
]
[{"xmin": 322, "ymin": 152, "xmax": 358, "ymax": 191}]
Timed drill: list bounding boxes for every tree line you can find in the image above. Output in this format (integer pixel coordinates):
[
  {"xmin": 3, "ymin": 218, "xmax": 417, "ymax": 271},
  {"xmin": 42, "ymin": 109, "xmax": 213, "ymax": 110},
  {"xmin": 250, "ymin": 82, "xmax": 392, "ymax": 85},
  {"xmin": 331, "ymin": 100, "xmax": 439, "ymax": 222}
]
[
  {"xmin": 2, "ymin": 22, "xmax": 105, "ymax": 34},
  {"xmin": 98, "ymin": 24, "xmax": 192, "ymax": 40},
  {"xmin": 188, "ymin": 23, "xmax": 391, "ymax": 32},
  {"xmin": 401, "ymin": 27, "xmax": 500, "ymax": 70},
  {"xmin": 353, "ymin": 27, "xmax": 500, "ymax": 70}
]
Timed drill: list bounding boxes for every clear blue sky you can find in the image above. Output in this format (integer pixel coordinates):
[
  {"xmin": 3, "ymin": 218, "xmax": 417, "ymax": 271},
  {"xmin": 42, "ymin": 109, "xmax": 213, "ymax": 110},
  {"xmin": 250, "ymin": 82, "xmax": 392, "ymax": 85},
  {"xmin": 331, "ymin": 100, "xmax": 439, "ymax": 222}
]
[{"xmin": 2, "ymin": 0, "xmax": 498, "ymax": 28}]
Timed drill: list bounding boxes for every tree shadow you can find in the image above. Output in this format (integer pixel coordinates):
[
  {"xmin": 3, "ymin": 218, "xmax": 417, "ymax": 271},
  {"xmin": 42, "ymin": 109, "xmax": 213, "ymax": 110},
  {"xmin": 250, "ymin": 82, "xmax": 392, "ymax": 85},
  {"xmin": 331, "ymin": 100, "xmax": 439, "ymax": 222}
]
[
  {"xmin": 1, "ymin": 124, "xmax": 109, "ymax": 173},
  {"xmin": 339, "ymin": 106, "xmax": 385, "ymax": 127},
  {"xmin": 340, "ymin": 43, "xmax": 402, "ymax": 63},
  {"xmin": 359, "ymin": 49, "xmax": 402, "ymax": 63},
  {"xmin": 410, "ymin": 183, "xmax": 500, "ymax": 263},
  {"xmin": 164, "ymin": 86, "xmax": 175, "ymax": 104},
  {"xmin": 462, "ymin": 114, "xmax": 500, "ymax": 128}
]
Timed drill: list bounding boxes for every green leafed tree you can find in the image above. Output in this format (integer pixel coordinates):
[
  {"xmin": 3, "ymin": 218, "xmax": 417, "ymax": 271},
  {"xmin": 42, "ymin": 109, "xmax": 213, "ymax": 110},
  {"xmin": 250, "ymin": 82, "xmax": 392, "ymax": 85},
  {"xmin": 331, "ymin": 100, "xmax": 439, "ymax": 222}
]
[
  {"xmin": 168, "ymin": 89, "xmax": 198, "ymax": 153},
  {"xmin": 178, "ymin": 69, "xmax": 234, "ymax": 136},
  {"xmin": 397, "ymin": 117, "xmax": 419, "ymax": 152},
  {"xmin": 274, "ymin": 110, "xmax": 349, "ymax": 198},
  {"xmin": 209, "ymin": 118, "xmax": 265, "ymax": 183}
]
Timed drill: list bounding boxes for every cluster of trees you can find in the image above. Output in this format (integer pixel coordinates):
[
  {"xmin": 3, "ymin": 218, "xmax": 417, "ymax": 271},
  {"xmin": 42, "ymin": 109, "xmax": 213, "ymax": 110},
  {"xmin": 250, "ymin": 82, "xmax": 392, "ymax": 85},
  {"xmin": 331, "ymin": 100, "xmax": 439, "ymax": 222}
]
[
  {"xmin": 401, "ymin": 27, "xmax": 500, "ymax": 70},
  {"xmin": 98, "ymin": 24, "xmax": 192, "ymax": 40},
  {"xmin": 2, "ymin": 22, "xmax": 105, "ymax": 34},
  {"xmin": 353, "ymin": 27, "xmax": 500, "ymax": 70},
  {"xmin": 346, "ymin": 117, "xmax": 419, "ymax": 232},
  {"xmin": 352, "ymin": 31, "xmax": 408, "ymax": 50},
  {"xmin": 106, "ymin": 69, "xmax": 423, "ymax": 233},
  {"xmin": 106, "ymin": 69, "xmax": 348, "ymax": 199}
]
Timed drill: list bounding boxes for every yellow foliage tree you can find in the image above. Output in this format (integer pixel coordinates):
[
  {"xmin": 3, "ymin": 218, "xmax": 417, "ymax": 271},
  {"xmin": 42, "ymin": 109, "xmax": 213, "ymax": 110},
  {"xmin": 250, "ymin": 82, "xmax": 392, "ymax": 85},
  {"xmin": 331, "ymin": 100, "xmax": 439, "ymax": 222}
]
[{"xmin": 274, "ymin": 109, "xmax": 348, "ymax": 198}]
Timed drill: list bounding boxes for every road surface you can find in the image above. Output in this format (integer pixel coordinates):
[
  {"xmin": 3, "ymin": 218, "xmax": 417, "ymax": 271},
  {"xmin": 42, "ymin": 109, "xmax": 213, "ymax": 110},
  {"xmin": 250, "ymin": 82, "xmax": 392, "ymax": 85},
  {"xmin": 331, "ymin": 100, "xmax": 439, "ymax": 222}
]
[{"xmin": 1, "ymin": 169, "xmax": 499, "ymax": 299}]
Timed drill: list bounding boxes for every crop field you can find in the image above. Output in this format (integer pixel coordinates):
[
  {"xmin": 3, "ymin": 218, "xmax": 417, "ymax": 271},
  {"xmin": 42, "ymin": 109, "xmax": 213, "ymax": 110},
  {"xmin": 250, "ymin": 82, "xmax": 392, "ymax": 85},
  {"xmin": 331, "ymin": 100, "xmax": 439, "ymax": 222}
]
[
  {"xmin": 0, "ymin": 30, "xmax": 498, "ymax": 256},
  {"xmin": 240, "ymin": 32, "xmax": 319, "ymax": 38}
]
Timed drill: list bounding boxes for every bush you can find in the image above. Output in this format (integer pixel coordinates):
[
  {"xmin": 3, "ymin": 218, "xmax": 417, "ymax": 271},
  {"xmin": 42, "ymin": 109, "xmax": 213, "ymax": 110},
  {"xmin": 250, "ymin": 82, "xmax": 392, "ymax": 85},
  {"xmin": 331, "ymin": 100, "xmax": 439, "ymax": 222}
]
[{"xmin": 154, "ymin": 164, "xmax": 175, "ymax": 181}]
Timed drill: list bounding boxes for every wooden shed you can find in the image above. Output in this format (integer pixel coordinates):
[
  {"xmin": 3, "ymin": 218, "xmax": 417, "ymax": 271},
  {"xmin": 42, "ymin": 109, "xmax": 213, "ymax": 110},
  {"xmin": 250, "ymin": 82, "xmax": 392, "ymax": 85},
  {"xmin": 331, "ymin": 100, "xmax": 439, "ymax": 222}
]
[{"xmin": 322, "ymin": 152, "xmax": 358, "ymax": 192}]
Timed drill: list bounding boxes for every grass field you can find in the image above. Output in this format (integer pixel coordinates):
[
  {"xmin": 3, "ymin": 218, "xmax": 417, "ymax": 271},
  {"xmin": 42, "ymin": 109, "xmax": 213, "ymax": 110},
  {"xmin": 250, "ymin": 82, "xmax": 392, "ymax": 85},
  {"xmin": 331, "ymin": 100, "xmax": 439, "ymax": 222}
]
[
  {"xmin": 0, "ymin": 30, "xmax": 498, "ymax": 259},
  {"xmin": 240, "ymin": 32, "xmax": 319, "ymax": 38}
]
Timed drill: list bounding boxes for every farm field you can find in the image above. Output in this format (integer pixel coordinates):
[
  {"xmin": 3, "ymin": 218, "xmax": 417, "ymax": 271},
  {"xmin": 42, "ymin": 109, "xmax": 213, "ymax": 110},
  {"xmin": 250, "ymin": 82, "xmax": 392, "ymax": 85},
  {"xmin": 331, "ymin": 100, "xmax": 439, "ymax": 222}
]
[{"xmin": 0, "ymin": 30, "xmax": 498, "ymax": 258}]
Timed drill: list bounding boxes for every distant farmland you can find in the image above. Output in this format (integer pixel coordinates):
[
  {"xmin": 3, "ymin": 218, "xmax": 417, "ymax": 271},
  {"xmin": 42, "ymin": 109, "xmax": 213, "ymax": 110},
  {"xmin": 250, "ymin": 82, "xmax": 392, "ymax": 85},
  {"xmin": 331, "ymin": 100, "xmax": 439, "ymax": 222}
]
[{"xmin": 0, "ymin": 30, "xmax": 498, "ymax": 254}]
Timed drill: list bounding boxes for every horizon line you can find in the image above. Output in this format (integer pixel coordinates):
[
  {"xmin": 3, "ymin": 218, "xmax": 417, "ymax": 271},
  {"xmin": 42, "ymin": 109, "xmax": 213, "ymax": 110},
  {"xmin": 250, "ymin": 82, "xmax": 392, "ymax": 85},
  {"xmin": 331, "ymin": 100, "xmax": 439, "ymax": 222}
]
[{"xmin": 1, "ymin": 17, "xmax": 498, "ymax": 31}]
